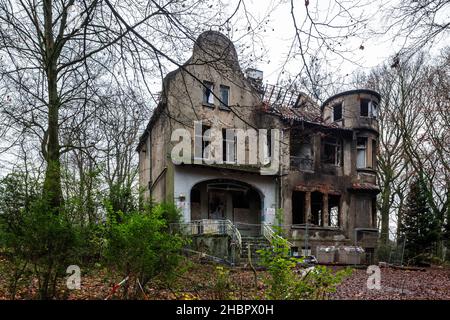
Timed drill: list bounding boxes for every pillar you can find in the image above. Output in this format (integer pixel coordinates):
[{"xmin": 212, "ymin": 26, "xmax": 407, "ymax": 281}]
[
  {"xmin": 322, "ymin": 193, "xmax": 329, "ymax": 227},
  {"xmin": 304, "ymin": 191, "xmax": 311, "ymax": 224}
]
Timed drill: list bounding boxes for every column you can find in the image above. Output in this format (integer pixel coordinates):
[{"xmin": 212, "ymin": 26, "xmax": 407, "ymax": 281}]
[
  {"xmin": 304, "ymin": 191, "xmax": 311, "ymax": 224},
  {"xmin": 322, "ymin": 193, "xmax": 329, "ymax": 227}
]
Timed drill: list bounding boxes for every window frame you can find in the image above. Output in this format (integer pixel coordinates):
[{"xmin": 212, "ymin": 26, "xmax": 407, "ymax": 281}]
[
  {"xmin": 202, "ymin": 81, "xmax": 214, "ymax": 106},
  {"xmin": 356, "ymin": 137, "xmax": 367, "ymax": 169},
  {"xmin": 360, "ymin": 98, "xmax": 370, "ymax": 117},
  {"xmin": 219, "ymin": 85, "xmax": 230, "ymax": 110},
  {"xmin": 322, "ymin": 137, "xmax": 342, "ymax": 166}
]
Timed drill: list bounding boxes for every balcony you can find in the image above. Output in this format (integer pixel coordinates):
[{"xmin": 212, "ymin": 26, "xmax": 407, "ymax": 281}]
[{"xmin": 290, "ymin": 156, "xmax": 314, "ymax": 172}]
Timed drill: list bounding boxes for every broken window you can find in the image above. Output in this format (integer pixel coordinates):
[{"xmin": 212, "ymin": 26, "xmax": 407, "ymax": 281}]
[
  {"xmin": 361, "ymin": 98, "xmax": 378, "ymax": 119},
  {"xmin": 203, "ymin": 81, "xmax": 214, "ymax": 105},
  {"xmin": 356, "ymin": 137, "xmax": 367, "ymax": 168},
  {"xmin": 219, "ymin": 85, "xmax": 230, "ymax": 109},
  {"xmin": 322, "ymin": 137, "xmax": 341, "ymax": 166},
  {"xmin": 360, "ymin": 98, "xmax": 369, "ymax": 116},
  {"xmin": 290, "ymin": 133, "xmax": 314, "ymax": 170},
  {"xmin": 333, "ymin": 103, "xmax": 342, "ymax": 121},
  {"xmin": 328, "ymin": 194, "xmax": 340, "ymax": 227}
]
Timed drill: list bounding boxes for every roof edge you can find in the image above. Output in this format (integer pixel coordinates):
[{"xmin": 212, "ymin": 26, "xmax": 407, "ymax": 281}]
[{"xmin": 321, "ymin": 89, "xmax": 381, "ymax": 110}]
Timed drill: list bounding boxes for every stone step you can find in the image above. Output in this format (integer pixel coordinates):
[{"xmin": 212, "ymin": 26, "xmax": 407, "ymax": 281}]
[{"xmin": 240, "ymin": 237, "xmax": 271, "ymax": 260}]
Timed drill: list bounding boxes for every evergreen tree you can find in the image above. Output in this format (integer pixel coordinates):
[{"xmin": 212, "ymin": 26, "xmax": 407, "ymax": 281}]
[{"xmin": 398, "ymin": 176, "xmax": 440, "ymax": 263}]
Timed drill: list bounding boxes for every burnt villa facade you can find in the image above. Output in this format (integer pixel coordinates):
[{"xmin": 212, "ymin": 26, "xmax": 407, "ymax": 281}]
[{"xmin": 137, "ymin": 31, "xmax": 380, "ymax": 264}]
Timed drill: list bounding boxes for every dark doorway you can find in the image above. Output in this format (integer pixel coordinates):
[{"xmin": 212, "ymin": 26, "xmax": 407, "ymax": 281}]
[{"xmin": 292, "ymin": 191, "xmax": 305, "ymax": 224}]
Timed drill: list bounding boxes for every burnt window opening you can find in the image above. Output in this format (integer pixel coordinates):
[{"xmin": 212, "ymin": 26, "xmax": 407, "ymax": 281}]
[
  {"xmin": 328, "ymin": 194, "xmax": 340, "ymax": 227},
  {"xmin": 203, "ymin": 81, "xmax": 214, "ymax": 105},
  {"xmin": 292, "ymin": 191, "xmax": 305, "ymax": 224},
  {"xmin": 322, "ymin": 137, "xmax": 342, "ymax": 166},
  {"xmin": 290, "ymin": 132, "xmax": 314, "ymax": 171},
  {"xmin": 356, "ymin": 137, "xmax": 367, "ymax": 168},
  {"xmin": 360, "ymin": 98, "xmax": 370, "ymax": 117},
  {"xmin": 219, "ymin": 85, "xmax": 230, "ymax": 109},
  {"xmin": 333, "ymin": 103, "xmax": 342, "ymax": 121}
]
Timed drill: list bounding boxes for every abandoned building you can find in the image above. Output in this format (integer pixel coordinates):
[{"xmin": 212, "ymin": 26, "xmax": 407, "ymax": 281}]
[{"xmin": 137, "ymin": 31, "xmax": 380, "ymax": 264}]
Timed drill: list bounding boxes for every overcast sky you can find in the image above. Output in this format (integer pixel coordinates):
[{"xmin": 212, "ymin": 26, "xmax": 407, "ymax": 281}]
[{"xmin": 216, "ymin": 0, "xmax": 448, "ymax": 89}]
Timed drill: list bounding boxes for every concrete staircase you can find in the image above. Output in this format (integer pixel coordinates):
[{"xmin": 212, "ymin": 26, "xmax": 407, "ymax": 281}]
[{"xmin": 240, "ymin": 236, "xmax": 271, "ymax": 264}]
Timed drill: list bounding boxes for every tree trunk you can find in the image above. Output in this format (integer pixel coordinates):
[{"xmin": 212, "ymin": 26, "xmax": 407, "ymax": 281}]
[{"xmin": 42, "ymin": 0, "xmax": 63, "ymax": 210}]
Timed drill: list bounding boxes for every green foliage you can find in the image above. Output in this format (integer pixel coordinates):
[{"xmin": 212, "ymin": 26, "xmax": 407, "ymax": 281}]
[
  {"xmin": 257, "ymin": 235, "xmax": 351, "ymax": 300},
  {"xmin": 213, "ymin": 266, "xmax": 233, "ymax": 299},
  {"xmin": 108, "ymin": 183, "xmax": 136, "ymax": 217},
  {"xmin": 399, "ymin": 177, "xmax": 441, "ymax": 264},
  {"xmin": 0, "ymin": 174, "xmax": 81, "ymax": 299},
  {"xmin": 104, "ymin": 202, "xmax": 185, "ymax": 298}
]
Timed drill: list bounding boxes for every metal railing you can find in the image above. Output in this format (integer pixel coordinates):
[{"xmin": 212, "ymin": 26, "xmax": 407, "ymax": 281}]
[
  {"xmin": 262, "ymin": 223, "xmax": 294, "ymax": 248},
  {"xmin": 170, "ymin": 219, "xmax": 242, "ymax": 250}
]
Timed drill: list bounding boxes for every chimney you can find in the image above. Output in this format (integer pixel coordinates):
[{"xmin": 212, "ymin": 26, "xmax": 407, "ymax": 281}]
[{"xmin": 245, "ymin": 68, "xmax": 264, "ymax": 94}]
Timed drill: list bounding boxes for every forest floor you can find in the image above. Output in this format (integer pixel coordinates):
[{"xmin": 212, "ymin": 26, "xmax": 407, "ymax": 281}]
[{"xmin": 1, "ymin": 255, "xmax": 449, "ymax": 300}]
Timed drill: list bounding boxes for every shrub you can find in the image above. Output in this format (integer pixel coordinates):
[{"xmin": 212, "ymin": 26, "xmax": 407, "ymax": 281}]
[
  {"xmin": 0, "ymin": 173, "xmax": 80, "ymax": 299},
  {"xmin": 103, "ymin": 202, "xmax": 185, "ymax": 299},
  {"xmin": 258, "ymin": 236, "xmax": 351, "ymax": 300}
]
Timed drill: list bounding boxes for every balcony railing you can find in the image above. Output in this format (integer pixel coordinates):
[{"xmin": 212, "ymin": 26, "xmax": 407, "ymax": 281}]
[{"xmin": 290, "ymin": 156, "xmax": 314, "ymax": 171}]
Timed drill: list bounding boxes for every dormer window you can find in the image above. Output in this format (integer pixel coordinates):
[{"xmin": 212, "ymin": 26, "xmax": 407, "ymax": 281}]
[
  {"xmin": 203, "ymin": 81, "xmax": 214, "ymax": 105},
  {"xmin": 332, "ymin": 103, "xmax": 342, "ymax": 121}
]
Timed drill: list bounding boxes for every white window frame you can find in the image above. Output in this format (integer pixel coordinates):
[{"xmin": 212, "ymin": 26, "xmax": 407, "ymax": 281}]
[{"xmin": 356, "ymin": 137, "xmax": 367, "ymax": 168}]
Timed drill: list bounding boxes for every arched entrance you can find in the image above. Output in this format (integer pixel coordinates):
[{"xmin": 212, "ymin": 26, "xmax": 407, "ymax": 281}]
[{"xmin": 190, "ymin": 179, "xmax": 262, "ymax": 236}]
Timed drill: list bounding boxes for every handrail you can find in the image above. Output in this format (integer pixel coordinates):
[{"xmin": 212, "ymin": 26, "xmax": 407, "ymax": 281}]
[
  {"xmin": 263, "ymin": 223, "xmax": 294, "ymax": 248},
  {"xmin": 170, "ymin": 219, "xmax": 242, "ymax": 249}
]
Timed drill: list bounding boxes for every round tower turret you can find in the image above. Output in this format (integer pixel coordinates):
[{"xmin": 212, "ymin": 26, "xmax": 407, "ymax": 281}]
[{"xmin": 321, "ymin": 89, "xmax": 380, "ymax": 132}]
